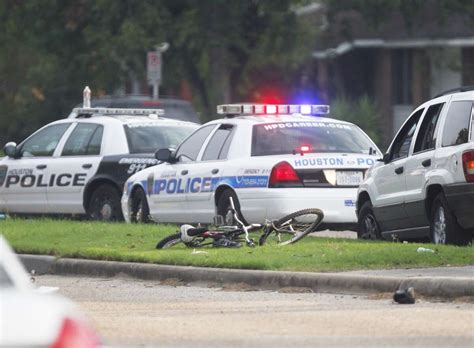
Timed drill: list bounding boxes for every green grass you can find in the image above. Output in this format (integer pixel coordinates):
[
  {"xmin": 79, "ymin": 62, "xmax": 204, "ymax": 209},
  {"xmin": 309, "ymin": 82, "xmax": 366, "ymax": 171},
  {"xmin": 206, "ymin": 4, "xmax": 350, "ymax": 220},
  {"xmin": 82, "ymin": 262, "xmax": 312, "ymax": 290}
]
[{"xmin": 1, "ymin": 219, "xmax": 473, "ymax": 272}]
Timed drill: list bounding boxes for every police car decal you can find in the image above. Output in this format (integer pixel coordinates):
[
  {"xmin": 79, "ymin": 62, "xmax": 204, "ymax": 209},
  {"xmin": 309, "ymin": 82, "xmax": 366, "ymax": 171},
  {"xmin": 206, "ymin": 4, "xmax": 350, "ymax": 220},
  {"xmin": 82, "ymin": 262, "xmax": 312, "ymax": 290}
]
[
  {"xmin": 293, "ymin": 157, "xmax": 376, "ymax": 168},
  {"xmin": 0, "ymin": 165, "xmax": 8, "ymax": 187},
  {"xmin": 135, "ymin": 174, "xmax": 270, "ymax": 196},
  {"xmin": 4, "ymin": 167, "xmax": 88, "ymax": 188}
]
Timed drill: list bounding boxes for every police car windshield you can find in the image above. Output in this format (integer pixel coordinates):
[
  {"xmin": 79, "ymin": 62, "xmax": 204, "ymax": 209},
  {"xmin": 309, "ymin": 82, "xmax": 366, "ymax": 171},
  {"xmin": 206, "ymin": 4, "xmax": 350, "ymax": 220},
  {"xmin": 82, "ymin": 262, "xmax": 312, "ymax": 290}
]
[
  {"xmin": 124, "ymin": 124, "xmax": 197, "ymax": 154},
  {"xmin": 252, "ymin": 121, "xmax": 374, "ymax": 156}
]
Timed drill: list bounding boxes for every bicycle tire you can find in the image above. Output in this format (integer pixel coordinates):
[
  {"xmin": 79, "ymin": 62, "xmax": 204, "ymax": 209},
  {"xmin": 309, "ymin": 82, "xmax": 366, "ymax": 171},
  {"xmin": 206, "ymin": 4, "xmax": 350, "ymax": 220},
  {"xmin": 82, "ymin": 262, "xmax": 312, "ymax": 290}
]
[
  {"xmin": 156, "ymin": 233, "xmax": 182, "ymax": 249},
  {"xmin": 259, "ymin": 208, "xmax": 324, "ymax": 246}
]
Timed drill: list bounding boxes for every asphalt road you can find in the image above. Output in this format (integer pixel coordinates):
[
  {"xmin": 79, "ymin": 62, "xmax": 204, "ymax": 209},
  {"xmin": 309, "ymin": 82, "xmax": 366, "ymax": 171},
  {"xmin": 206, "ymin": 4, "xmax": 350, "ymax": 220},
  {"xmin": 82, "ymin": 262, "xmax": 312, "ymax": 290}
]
[{"xmin": 36, "ymin": 274, "xmax": 474, "ymax": 348}]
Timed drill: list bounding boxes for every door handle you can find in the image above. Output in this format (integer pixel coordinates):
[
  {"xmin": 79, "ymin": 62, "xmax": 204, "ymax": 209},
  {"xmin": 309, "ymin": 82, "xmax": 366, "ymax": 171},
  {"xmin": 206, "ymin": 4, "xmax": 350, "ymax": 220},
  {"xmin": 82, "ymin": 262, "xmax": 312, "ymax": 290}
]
[
  {"xmin": 211, "ymin": 168, "xmax": 219, "ymax": 174},
  {"xmin": 422, "ymin": 159, "xmax": 431, "ymax": 167},
  {"xmin": 82, "ymin": 163, "xmax": 92, "ymax": 169},
  {"xmin": 395, "ymin": 166, "xmax": 404, "ymax": 175},
  {"xmin": 36, "ymin": 164, "xmax": 47, "ymax": 170},
  {"xmin": 181, "ymin": 170, "xmax": 188, "ymax": 175}
]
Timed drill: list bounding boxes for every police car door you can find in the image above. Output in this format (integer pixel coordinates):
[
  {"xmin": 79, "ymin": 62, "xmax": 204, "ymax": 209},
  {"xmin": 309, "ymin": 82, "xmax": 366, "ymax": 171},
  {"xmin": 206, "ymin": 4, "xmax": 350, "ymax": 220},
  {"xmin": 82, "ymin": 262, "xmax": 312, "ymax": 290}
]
[
  {"xmin": 45, "ymin": 123, "xmax": 104, "ymax": 214},
  {"xmin": 0, "ymin": 123, "xmax": 72, "ymax": 214},
  {"xmin": 185, "ymin": 124, "xmax": 234, "ymax": 222},
  {"xmin": 152, "ymin": 124, "xmax": 217, "ymax": 222}
]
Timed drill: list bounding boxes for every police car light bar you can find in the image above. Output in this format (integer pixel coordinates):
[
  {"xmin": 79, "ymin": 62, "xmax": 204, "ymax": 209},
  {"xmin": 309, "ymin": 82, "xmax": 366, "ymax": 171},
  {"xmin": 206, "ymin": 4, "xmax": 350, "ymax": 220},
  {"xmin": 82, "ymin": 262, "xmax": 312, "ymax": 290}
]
[
  {"xmin": 217, "ymin": 104, "xmax": 330, "ymax": 116},
  {"xmin": 72, "ymin": 107, "xmax": 165, "ymax": 117}
]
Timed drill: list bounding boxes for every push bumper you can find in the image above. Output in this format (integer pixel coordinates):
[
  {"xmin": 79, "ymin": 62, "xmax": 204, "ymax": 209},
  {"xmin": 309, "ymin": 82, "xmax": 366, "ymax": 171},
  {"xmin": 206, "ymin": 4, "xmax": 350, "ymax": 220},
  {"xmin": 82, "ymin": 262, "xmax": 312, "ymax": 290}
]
[{"xmin": 444, "ymin": 183, "xmax": 474, "ymax": 229}]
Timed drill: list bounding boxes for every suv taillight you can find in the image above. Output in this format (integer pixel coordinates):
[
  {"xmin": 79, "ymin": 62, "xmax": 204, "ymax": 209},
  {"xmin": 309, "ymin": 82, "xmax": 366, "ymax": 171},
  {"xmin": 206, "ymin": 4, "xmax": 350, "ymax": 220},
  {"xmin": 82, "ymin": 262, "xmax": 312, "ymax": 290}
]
[
  {"xmin": 51, "ymin": 318, "xmax": 99, "ymax": 348},
  {"xmin": 269, "ymin": 161, "xmax": 303, "ymax": 188},
  {"xmin": 462, "ymin": 150, "xmax": 474, "ymax": 182}
]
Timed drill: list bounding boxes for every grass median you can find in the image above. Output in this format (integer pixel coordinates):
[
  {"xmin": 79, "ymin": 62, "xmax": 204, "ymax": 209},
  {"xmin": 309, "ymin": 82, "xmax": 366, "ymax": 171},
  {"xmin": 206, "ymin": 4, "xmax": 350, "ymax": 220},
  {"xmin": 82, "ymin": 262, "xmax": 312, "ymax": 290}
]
[{"xmin": 1, "ymin": 218, "xmax": 473, "ymax": 272}]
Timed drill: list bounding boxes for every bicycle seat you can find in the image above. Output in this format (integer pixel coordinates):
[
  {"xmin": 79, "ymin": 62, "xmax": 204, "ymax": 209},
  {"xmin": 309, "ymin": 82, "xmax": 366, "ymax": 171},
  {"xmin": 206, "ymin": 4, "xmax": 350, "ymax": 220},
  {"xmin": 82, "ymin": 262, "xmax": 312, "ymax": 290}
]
[{"xmin": 180, "ymin": 224, "xmax": 207, "ymax": 243}]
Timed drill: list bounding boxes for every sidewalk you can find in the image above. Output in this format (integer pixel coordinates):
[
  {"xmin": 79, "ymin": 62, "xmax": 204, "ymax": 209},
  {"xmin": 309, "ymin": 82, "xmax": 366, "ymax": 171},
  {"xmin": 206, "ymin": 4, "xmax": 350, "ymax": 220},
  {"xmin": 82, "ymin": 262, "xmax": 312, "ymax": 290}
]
[{"xmin": 19, "ymin": 254, "xmax": 474, "ymax": 300}]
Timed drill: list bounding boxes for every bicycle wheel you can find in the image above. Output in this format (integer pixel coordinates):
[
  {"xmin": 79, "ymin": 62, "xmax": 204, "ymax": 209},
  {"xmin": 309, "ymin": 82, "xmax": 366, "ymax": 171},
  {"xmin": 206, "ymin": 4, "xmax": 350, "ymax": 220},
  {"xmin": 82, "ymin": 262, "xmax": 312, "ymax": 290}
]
[
  {"xmin": 259, "ymin": 208, "xmax": 324, "ymax": 246},
  {"xmin": 156, "ymin": 233, "xmax": 182, "ymax": 249}
]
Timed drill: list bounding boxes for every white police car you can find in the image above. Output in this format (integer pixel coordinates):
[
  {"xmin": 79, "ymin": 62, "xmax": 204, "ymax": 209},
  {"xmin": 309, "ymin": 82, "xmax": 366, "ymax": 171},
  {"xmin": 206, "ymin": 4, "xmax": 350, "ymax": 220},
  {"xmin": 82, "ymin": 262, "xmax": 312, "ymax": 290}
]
[
  {"xmin": 0, "ymin": 93, "xmax": 198, "ymax": 221},
  {"xmin": 122, "ymin": 104, "xmax": 381, "ymax": 229},
  {"xmin": 357, "ymin": 88, "xmax": 473, "ymax": 245}
]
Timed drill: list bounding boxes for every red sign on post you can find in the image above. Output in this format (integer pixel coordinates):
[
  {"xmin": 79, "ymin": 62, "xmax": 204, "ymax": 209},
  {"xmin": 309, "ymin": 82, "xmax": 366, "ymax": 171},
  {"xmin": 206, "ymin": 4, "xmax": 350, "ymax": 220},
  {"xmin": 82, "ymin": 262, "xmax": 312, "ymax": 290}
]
[{"xmin": 147, "ymin": 51, "xmax": 161, "ymax": 82}]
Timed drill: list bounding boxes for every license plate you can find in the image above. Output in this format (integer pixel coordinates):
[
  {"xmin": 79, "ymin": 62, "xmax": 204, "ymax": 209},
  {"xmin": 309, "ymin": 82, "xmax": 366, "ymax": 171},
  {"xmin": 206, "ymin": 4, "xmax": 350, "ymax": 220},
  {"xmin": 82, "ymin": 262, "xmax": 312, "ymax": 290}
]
[{"xmin": 336, "ymin": 171, "xmax": 363, "ymax": 186}]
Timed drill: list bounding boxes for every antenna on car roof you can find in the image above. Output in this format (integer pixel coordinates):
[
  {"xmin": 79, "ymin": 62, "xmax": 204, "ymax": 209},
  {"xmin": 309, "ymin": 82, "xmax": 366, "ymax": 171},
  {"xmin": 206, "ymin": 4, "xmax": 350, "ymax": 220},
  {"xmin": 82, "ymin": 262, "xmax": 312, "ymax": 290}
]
[{"xmin": 434, "ymin": 86, "xmax": 474, "ymax": 98}]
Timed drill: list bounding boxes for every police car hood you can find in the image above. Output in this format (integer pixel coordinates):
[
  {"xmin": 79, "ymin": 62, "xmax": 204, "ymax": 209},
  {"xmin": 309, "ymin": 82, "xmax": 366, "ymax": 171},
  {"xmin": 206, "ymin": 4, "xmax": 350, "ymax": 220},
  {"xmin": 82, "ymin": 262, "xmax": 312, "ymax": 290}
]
[{"xmin": 271, "ymin": 152, "xmax": 378, "ymax": 169}]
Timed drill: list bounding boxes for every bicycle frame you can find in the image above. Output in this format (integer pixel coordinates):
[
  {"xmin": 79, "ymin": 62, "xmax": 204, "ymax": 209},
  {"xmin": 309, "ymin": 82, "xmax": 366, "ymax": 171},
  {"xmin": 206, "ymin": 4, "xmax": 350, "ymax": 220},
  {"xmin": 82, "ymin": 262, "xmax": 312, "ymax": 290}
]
[{"xmin": 226, "ymin": 197, "xmax": 264, "ymax": 245}]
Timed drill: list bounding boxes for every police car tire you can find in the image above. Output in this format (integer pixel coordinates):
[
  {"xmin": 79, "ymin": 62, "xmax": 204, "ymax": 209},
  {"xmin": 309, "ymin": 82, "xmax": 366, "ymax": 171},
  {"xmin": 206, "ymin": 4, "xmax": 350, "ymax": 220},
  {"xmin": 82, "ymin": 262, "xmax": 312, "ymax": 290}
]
[
  {"xmin": 258, "ymin": 208, "xmax": 324, "ymax": 246},
  {"xmin": 357, "ymin": 201, "xmax": 382, "ymax": 240},
  {"xmin": 430, "ymin": 193, "xmax": 470, "ymax": 246},
  {"xmin": 88, "ymin": 184, "xmax": 123, "ymax": 221},
  {"xmin": 156, "ymin": 233, "xmax": 182, "ymax": 249},
  {"xmin": 217, "ymin": 189, "xmax": 247, "ymax": 225},
  {"xmin": 131, "ymin": 188, "xmax": 151, "ymax": 223}
]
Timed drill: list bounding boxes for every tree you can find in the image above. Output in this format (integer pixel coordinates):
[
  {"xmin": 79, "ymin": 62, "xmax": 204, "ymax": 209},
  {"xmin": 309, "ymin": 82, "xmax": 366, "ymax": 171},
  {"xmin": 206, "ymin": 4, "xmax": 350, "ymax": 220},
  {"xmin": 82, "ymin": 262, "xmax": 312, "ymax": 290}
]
[{"xmin": 0, "ymin": 0, "xmax": 316, "ymax": 144}]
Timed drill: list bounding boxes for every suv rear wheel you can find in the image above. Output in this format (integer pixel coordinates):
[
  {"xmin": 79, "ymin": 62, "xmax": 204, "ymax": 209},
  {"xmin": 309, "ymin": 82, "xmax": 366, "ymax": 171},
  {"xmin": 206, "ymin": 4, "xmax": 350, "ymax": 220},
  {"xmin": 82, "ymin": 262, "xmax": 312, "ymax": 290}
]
[{"xmin": 430, "ymin": 193, "xmax": 470, "ymax": 246}]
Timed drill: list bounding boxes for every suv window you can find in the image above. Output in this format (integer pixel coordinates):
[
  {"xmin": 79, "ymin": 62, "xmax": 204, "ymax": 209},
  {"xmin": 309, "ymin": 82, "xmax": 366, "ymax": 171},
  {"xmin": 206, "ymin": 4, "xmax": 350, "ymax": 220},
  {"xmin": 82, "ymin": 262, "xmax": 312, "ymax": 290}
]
[
  {"xmin": 442, "ymin": 101, "xmax": 473, "ymax": 147},
  {"xmin": 62, "ymin": 123, "xmax": 104, "ymax": 156},
  {"xmin": 176, "ymin": 125, "xmax": 215, "ymax": 161},
  {"xmin": 413, "ymin": 103, "xmax": 444, "ymax": 153},
  {"xmin": 389, "ymin": 109, "xmax": 423, "ymax": 161},
  {"xmin": 21, "ymin": 123, "xmax": 70, "ymax": 157},
  {"xmin": 201, "ymin": 125, "xmax": 234, "ymax": 161}
]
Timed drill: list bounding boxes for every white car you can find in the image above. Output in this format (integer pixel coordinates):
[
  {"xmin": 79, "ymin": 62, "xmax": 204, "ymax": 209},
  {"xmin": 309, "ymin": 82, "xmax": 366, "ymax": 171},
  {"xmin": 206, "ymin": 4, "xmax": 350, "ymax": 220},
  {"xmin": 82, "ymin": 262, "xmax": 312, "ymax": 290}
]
[
  {"xmin": 0, "ymin": 236, "xmax": 100, "ymax": 347},
  {"xmin": 357, "ymin": 89, "xmax": 473, "ymax": 245},
  {"xmin": 122, "ymin": 104, "xmax": 380, "ymax": 229},
  {"xmin": 0, "ymin": 107, "xmax": 198, "ymax": 221}
]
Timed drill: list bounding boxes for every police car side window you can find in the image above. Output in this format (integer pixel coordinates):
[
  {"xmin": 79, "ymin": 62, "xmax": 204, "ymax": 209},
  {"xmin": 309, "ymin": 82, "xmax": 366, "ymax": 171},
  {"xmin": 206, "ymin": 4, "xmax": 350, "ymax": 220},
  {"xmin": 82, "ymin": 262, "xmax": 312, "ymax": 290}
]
[
  {"xmin": 201, "ymin": 125, "xmax": 234, "ymax": 161},
  {"xmin": 389, "ymin": 109, "xmax": 423, "ymax": 162},
  {"xmin": 175, "ymin": 125, "xmax": 215, "ymax": 162},
  {"xmin": 62, "ymin": 124, "xmax": 103, "ymax": 156},
  {"xmin": 21, "ymin": 123, "xmax": 70, "ymax": 157}
]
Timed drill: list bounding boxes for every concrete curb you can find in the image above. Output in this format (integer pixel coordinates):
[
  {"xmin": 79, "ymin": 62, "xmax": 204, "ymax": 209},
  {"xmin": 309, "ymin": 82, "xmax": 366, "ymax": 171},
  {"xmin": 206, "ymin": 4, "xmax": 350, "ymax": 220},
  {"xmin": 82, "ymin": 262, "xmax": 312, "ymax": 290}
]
[{"xmin": 20, "ymin": 254, "xmax": 474, "ymax": 299}]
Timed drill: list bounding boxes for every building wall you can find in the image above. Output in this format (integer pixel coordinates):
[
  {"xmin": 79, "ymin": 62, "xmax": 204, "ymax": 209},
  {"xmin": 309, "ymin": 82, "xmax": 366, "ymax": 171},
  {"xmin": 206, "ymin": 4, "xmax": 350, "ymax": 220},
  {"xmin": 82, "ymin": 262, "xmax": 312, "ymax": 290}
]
[{"xmin": 429, "ymin": 47, "xmax": 462, "ymax": 97}]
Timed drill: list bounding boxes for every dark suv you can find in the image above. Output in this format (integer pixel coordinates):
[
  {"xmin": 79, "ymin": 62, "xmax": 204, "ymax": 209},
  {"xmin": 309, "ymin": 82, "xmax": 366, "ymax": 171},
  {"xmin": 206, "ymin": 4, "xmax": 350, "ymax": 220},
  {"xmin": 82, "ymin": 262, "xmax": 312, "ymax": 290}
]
[{"xmin": 74, "ymin": 95, "xmax": 200, "ymax": 124}]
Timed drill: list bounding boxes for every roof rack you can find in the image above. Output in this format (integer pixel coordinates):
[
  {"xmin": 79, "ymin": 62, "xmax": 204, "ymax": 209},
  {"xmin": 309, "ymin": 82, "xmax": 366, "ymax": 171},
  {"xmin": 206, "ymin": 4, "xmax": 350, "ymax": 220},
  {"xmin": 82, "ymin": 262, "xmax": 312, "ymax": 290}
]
[
  {"xmin": 434, "ymin": 86, "xmax": 474, "ymax": 98},
  {"xmin": 70, "ymin": 107, "xmax": 165, "ymax": 119}
]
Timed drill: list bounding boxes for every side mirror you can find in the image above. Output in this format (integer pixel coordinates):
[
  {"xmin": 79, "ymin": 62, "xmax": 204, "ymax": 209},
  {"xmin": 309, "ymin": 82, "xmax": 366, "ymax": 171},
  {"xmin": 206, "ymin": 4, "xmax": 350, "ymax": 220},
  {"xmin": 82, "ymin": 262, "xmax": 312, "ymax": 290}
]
[
  {"xmin": 377, "ymin": 153, "xmax": 390, "ymax": 164},
  {"xmin": 3, "ymin": 142, "xmax": 19, "ymax": 158},
  {"xmin": 155, "ymin": 148, "xmax": 175, "ymax": 163}
]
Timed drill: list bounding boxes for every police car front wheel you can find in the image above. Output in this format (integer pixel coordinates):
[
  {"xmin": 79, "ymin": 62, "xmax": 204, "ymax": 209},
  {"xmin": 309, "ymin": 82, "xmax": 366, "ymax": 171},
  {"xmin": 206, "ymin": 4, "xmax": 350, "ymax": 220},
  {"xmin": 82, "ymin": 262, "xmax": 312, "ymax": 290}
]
[
  {"xmin": 131, "ymin": 188, "xmax": 151, "ymax": 223},
  {"xmin": 88, "ymin": 184, "xmax": 123, "ymax": 222}
]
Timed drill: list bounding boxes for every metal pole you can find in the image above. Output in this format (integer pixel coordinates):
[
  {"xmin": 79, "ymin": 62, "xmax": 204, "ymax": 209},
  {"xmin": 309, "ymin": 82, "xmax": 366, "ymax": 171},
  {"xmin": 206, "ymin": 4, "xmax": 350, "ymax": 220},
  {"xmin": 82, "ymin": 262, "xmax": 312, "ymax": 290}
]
[{"xmin": 153, "ymin": 80, "xmax": 159, "ymax": 100}]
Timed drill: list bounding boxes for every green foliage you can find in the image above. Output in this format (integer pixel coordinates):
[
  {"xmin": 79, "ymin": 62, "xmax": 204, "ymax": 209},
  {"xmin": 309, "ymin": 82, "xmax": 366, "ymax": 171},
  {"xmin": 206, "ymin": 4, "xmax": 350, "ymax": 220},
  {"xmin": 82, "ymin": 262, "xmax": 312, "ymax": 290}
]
[
  {"xmin": 0, "ymin": 0, "xmax": 317, "ymax": 143},
  {"xmin": 330, "ymin": 96, "xmax": 382, "ymax": 148},
  {"xmin": 2, "ymin": 219, "xmax": 473, "ymax": 272}
]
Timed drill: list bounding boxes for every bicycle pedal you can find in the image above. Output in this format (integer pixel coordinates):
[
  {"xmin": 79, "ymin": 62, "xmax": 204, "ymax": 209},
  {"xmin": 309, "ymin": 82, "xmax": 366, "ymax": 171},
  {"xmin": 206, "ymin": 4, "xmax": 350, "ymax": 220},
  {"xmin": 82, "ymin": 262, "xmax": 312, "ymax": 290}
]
[{"xmin": 213, "ymin": 238, "xmax": 241, "ymax": 248}]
